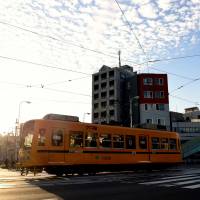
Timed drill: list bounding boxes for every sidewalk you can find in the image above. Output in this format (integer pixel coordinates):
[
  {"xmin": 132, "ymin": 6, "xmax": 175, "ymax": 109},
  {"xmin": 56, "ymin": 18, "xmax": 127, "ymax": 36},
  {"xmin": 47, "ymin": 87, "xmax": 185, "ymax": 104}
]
[{"xmin": 0, "ymin": 168, "xmax": 20, "ymax": 177}]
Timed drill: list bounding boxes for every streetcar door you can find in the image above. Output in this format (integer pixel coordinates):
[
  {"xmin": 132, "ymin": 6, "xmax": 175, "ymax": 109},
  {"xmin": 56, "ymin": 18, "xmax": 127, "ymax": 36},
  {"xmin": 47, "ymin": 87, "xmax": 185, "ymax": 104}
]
[
  {"xmin": 48, "ymin": 128, "xmax": 65, "ymax": 163},
  {"xmin": 138, "ymin": 135, "xmax": 150, "ymax": 161}
]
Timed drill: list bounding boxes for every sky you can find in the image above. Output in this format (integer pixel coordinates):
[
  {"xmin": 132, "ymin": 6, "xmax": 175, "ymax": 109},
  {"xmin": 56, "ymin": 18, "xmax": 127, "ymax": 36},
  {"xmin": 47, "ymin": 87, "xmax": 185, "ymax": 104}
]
[{"xmin": 0, "ymin": 0, "xmax": 200, "ymax": 133}]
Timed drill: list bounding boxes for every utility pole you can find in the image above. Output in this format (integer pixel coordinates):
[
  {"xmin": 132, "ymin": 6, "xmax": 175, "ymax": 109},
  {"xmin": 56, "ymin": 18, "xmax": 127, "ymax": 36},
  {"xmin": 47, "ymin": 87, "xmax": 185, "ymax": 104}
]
[
  {"xmin": 129, "ymin": 96, "xmax": 139, "ymax": 128},
  {"xmin": 118, "ymin": 50, "xmax": 121, "ymax": 67}
]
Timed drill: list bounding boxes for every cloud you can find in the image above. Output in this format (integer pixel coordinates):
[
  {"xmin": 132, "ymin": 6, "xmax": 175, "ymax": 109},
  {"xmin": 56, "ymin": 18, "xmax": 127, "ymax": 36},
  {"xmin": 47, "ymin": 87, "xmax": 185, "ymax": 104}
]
[
  {"xmin": 0, "ymin": 0, "xmax": 200, "ymax": 71},
  {"xmin": 138, "ymin": 3, "xmax": 159, "ymax": 19}
]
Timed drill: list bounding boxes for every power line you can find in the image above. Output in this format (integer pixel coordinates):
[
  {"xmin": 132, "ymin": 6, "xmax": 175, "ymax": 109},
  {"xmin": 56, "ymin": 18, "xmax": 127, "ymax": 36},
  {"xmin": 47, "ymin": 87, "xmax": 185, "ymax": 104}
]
[
  {"xmin": 0, "ymin": 55, "xmax": 91, "ymax": 75},
  {"xmin": 169, "ymin": 94, "xmax": 199, "ymax": 105},
  {"xmin": 145, "ymin": 66, "xmax": 194, "ymax": 80},
  {"xmin": 1, "ymin": 20, "xmax": 199, "ymax": 82},
  {"xmin": 114, "ymin": 0, "xmax": 149, "ymax": 64},
  {"xmin": 0, "ymin": 20, "xmax": 140, "ymax": 66},
  {"xmin": 0, "ymin": 80, "xmax": 91, "ymax": 97},
  {"xmin": 169, "ymin": 77, "xmax": 200, "ymax": 94},
  {"xmin": 33, "ymin": 76, "xmax": 90, "ymax": 87},
  {"xmin": 148, "ymin": 54, "xmax": 200, "ymax": 63}
]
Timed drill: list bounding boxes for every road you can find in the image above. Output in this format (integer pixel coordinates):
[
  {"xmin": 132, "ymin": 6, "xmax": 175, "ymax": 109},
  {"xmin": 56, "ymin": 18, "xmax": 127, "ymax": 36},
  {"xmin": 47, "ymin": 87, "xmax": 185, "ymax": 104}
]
[{"xmin": 0, "ymin": 165, "xmax": 200, "ymax": 200}]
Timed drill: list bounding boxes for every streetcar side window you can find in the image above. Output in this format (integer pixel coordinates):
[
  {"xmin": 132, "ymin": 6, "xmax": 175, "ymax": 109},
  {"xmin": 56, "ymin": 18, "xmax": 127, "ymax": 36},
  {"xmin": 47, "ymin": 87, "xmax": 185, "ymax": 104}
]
[
  {"xmin": 169, "ymin": 139, "xmax": 177, "ymax": 150},
  {"xmin": 70, "ymin": 131, "xmax": 83, "ymax": 147},
  {"xmin": 161, "ymin": 138, "xmax": 168, "ymax": 150},
  {"xmin": 113, "ymin": 135, "xmax": 124, "ymax": 148},
  {"xmin": 52, "ymin": 128, "xmax": 64, "ymax": 146},
  {"xmin": 38, "ymin": 128, "xmax": 46, "ymax": 146},
  {"xmin": 85, "ymin": 132, "xmax": 98, "ymax": 147},
  {"xmin": 151, "ymin": 137, "xmax": 160, "ymax": 149},
  {"xmin": 99, "ymin": 134, "xmax": 112, "ymax": 148},
  {"xmin": 24, "ymin": 133, "xmax": 33, "ymax": 148},
  {"xmin": 125, "ymin": 135, "xmax": 136, "ymax": 149},
  {"xmin": 139, "ymin": 136, "xmax": 147, "ymax": 149}
]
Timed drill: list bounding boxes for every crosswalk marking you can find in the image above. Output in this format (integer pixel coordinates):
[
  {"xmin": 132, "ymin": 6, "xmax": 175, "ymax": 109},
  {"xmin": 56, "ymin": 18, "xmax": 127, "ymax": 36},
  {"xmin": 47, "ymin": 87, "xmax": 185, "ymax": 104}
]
[
  {"xmin": 160, "ymin": 173, "xmax": 198, "ymax": 180},
  {"xmin": 139, "ymin": 175, "xmax": 200, "ymax": 185},
  {"xmin": 182, "ymin": 183, "xmax": 200, "ymax": 189},
  {"xmin": 138, "ymin": 171, "xmax": 200, "ymax": 190},
  {"xmin": 173, "ymin": 179, "xmax": 200, "ymax": 186}
]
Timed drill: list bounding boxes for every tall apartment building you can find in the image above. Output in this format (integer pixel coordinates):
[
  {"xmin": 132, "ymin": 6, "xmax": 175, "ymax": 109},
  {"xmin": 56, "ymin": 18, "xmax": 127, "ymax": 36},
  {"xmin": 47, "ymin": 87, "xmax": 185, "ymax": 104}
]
[
  {"xmin": 92, "ymin": 65, "xmax": 170, "ymax": 130},
  {"xmin": 92, "ymin": 65, "xmax": 137, "ymax": 126}
]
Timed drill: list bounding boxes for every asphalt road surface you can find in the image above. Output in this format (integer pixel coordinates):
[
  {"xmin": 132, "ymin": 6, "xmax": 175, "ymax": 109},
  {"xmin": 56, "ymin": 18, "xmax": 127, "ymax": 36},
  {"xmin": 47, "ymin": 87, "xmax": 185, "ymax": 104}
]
[{"xmin": 0, "ymin": 165, "xmax": 200, "ymax": 200}]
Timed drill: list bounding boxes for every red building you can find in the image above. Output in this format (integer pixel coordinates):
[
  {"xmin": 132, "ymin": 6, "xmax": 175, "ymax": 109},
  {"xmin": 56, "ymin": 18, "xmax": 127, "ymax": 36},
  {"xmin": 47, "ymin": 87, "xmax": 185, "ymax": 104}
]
[{"xmin": 137, "ymin": 74, "xmax": 170, "ymax": 130}]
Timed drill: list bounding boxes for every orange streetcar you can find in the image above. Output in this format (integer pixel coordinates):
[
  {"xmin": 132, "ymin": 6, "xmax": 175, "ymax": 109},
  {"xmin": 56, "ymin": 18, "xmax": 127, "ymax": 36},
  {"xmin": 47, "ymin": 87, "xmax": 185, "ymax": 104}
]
[{"xmin": 18, "ymin": 114, "xmax": 183, "ymax": 176}]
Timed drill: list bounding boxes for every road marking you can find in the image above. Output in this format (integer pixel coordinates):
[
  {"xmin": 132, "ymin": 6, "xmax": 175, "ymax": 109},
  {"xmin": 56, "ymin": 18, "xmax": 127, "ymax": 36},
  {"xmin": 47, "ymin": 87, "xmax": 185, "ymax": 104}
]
[
  {"xmin": 182, "ymin": 183, "xmax": 200, "ymax": 189},
  {"xmin": 174, "ymin": 179, "xmax": 200, "ymax": 186},
  {"xmin": 0, "ymin": 184, "xmax": 16, "ymax": 189},
  {"xmin": 139, "ymin": 176, "xmax": 200, "ymax": 185},
  {"xmin": 160, "ymin": 174, "xmax": 197, "ymax": 180}
]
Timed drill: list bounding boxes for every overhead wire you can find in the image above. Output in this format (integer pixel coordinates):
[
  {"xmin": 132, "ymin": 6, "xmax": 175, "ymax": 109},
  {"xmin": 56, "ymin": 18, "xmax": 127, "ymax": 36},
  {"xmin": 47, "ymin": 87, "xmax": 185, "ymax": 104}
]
[
  {"xmin": 169, "ymin": 77, "xmax": 200, "ymax": 94},
  {"xmin": 0, "ymin": 55, "xmax": 91, "ymax": 75},
  {"xmin": 0, "ymin": 19, "xmax": 199, "ymax": 82},
  {"xmin": 0, "ymin": 80, "xmax": 91, "ymax": 97},
  {"xmin": 113, "ymin": 0, "xmax": 149, "ymax": 66},
  {"xmin": 169, "ymin": 94, "xmax": 199, "ymax": 105},
  {"xmin": 0, "ymin": 20, "xmax": 140, "ymax": 66}
]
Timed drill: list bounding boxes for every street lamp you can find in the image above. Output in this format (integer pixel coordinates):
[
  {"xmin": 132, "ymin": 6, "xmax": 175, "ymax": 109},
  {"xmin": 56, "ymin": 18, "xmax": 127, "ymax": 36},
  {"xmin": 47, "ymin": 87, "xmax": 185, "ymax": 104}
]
[
  {"xmin": 15, "ymin": 101, "xmax": 31, "ymax": 162},
  {"xmin": 83, "ymin": 112, "xmax": 90, "ymax": 122},
  {"xmin": 17, "ymin": 101, "xmax": 31, "ymax": 131},
  {"xmin": 130, "ymin": 96, "xmax": 139, "ymax": 128}
]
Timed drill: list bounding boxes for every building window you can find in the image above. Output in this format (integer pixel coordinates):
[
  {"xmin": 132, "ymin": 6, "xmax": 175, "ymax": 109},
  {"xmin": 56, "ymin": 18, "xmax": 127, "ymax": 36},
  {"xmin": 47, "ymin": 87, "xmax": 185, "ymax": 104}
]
[
  {"xmin": 109, "ymin": 90, "xmax": 114, "ymax": 96},
  {"xmin": 155, "ymin": 91, "xmax": 164, "ymax": 98},
  {"xmin": 109, "ymin": 80, "xmax": 114, "ymax": 87},
  {"xmin": 94, "ymin": 75, "xmax": 99, "ymax": 82},
  {"xmin": 94, "ymin": 84, "xmax": 99, "ymax": 90},
  {"xmin": 94, "ymin": 113, "xmax": 99, "ymax": 119},
  {"xmin": 101, "ymin": 92, "xmax": 107, "ymax": 98},
  {"xmin": 113, "ymin": 135, "xmax": 124, "ymax": 148},
  {"xmin": 144, "ymin": 104, "xmax": 153, "ymax": 111},
  {"xmin": 52, "ymin": 128, "xmax": 64, "ymax": 146},
  {"xmin": 109, "ymin": 110, "xmax": 114, "ymax": 116},
  {"xmin": 143, "ymin": 78, "xmax": 153, "ymax": 85},
  {"xmin": 125, "ymin": 135, "xmax": 136, "ymax": 149},
  {"xmin": 109, "ymin": 100, "xmax": 115, "ymax": 106},
  {"xmin": 155, "ymin": 78, "xmax": 164, "ymax": 85},
  {"xmin": 156, "ymin": 104, "xmax": 165, "ymax": 111},
  {"xmin": 94, "ymin": 103, "xmax": 98, "ymax": 109},
  {"xmin": 101, "ymin": 73, "xmax": 107, "ymax": 80},
  {"xmin": 101, "ymin": 82, "xmax": 107, "ymax": 89},
  {"xmin": 101, "ymin": 111, "xmax": 106, "ymax": 117},
  {"xmin": 38, "ymin": 128, "xmax": 46, "ymax": 146},
  {"xmin": 157, "ymin": 118, "xmax": 165, "ymax": 125},
  {"xmin": 94, "ymin": 93, "xmax": 99, "ymax": 100},
  {"xmin": 109, "ymin": 70, "xmax": 114, "ymax": 77},
  {"xmin": 144, "ymin": 91, "xmax": 153, "ymax": 98},
  {"xmin": 101, "ymin": 101, "xmax": 106, "ymax": 108},
  {"xmin": 146, "ymin": 119, "xmax": 153, "ymax": 124},
  {"xmin": 70, "ymin": 131, "xmax": 83, "ymax": 147}
]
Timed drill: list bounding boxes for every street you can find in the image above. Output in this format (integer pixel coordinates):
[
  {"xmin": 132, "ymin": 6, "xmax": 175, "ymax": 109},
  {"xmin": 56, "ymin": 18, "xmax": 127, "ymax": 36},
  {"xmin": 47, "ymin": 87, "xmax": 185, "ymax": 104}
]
[{"xmin": 0, "ymin": 165, "xmax": 200, "ymax": 200}]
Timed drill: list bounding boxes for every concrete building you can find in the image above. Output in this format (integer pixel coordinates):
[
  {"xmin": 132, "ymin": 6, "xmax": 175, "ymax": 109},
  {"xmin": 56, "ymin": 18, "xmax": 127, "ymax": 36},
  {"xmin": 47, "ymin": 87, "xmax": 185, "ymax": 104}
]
[
  {"xmin": 92, "ymin": 65, "xmax": 170, "ymax": 130},
  {"xmin": 92, "ymin": 65, "xmax": 137, "ymax": 126},
  {"xmin": 171, "ymin": 107, "xmax": 200, "ymax": 143},
  {"xmin": 0, "ymin": 133, "xmax": 18, "ymax": 166}
]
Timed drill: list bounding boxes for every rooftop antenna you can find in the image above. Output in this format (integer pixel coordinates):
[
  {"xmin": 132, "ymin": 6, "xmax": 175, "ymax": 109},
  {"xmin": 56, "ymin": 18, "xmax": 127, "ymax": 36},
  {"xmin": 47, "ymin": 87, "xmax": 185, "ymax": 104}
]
[{"xmin": 118, "ymin": 50, "xmax": 121, "ymax": 67}]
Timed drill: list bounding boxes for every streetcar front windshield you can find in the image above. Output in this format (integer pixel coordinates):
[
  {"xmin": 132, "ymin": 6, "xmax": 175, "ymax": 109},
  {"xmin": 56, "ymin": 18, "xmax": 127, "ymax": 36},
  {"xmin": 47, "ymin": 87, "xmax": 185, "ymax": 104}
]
[{"xmin": 21, "ymin": 120, "xmax": 35, "ymax": 148}]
